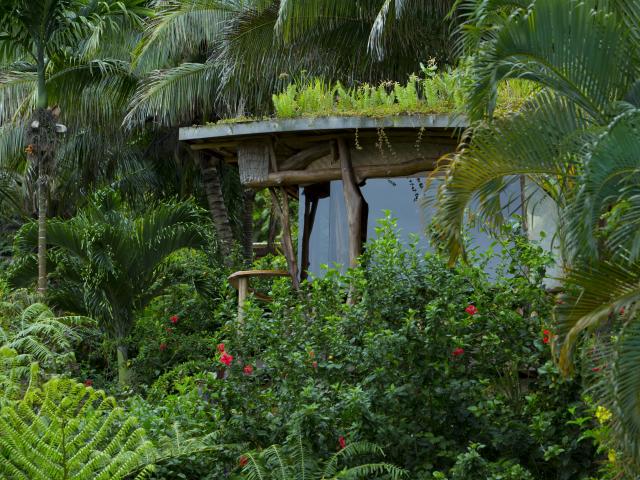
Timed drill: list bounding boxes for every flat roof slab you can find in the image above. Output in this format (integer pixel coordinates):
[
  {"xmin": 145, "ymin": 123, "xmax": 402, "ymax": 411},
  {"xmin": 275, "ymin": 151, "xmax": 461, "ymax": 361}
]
[{"xmin": 179, "ymin": 114, "xmax": 467, "ymax": 142}]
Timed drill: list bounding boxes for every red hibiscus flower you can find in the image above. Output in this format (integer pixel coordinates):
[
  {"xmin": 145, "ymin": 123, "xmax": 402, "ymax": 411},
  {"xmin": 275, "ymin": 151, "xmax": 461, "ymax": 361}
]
[
  {"xmin": 170, "ymin": 315, "xmax": 179, "ymax": 324},
  {"xmin": 159, "ymin": 343, "xmax": 168, "ymax": 351},
  {"xmin": 239, "ymin": 455, "xmax": 248, "ymax": 467},
  {"xmin": 452, "ymin": 347, "xmax": 465, "ymax": 357},
  {"xmin": 542, "ymin": 329, "xmax": 552, "ymax": 344},
  {"xmin": 312, "ymin": 361, "xmax": 318, "ymax": 369},
  {"xmin": 220, "ymin": 352, "xmax": 234, "ymax": 366},
  {"xmin": 465, "ymin": 305, "xmax": 478, "ymax": 316},
  {"xmin": 217, "ymin": 343, "xmax": 225, "ymax": 353},
  {"xmin": 338, "ymin": 436, "xmax": 346, "ymax": 450},
  {"xmin": 243, "ymin": 364, "xmax": 254, "ymax": 375},
  {"xmin": 84, "ymin": 379, "xmax": 93, "ymax": 387}
]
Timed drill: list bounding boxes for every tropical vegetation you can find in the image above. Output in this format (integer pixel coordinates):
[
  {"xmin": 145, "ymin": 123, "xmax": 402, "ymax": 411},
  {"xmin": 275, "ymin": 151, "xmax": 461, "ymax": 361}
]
[{"xmin": 0, "ymin": 0, "xmax": 637, "ymax": 478}]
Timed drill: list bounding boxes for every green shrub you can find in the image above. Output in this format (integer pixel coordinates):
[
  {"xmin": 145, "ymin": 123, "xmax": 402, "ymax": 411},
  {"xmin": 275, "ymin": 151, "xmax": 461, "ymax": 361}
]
[{"xmin": 142, "ymin": 217, "xmax": 596, "ymax": 478}]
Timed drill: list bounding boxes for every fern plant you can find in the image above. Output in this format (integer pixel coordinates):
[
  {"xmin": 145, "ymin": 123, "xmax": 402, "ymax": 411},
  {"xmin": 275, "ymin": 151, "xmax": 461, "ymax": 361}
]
[
  {"xmin": 240, "ymin": 432, "xmax": 406, "ymax": 480},
  {"xmin": 0, "ymin": 298, "xmax": 91, "ymax": 403},
  {"xmin": 0, "ymin": 377, "xmax": 156, "ymax": 479}
]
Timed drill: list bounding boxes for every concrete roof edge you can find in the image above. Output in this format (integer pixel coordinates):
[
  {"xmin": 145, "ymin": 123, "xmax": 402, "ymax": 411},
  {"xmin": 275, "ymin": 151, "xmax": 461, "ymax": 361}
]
[{"xmin": 179, "ymin": 114, "xmax": 468, "ymax": 142}]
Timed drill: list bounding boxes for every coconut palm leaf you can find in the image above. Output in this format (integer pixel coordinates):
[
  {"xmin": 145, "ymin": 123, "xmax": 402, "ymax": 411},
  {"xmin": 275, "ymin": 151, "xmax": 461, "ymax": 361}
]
[
  {"xmin": 467, "ymin": 0, "xmax": 639, "ymax": 121},
  {"xmin": 565, "ymin": 110, "xmax": 640, "ymax": 260},
  {"xmin": 431, "ymin": 92, "xmax": 593, "ymax": 262}
]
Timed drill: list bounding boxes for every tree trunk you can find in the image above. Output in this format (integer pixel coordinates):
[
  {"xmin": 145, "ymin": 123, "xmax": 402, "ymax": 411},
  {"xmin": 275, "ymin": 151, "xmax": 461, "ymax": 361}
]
[
  {"xmin": 242, "ymin": 188, "xmax": 256, "ymax": 265},
  {"xmin": 37, "ymin": 157, "xmax": 48, "ymax": 296},
  {"xmin": 197, "ymin": 153, "xmax": 236, "ymax": 261},
  {"xmin": 29, "ymin": 107, "xmax": 57, "ymax": 298},
  {"xmin": 34, "ymin": 52, "xmax": 51, "ymax": 298},
  {"xmin": 116, "ymin": 344, "xmax": 130, "ymax": 386}
]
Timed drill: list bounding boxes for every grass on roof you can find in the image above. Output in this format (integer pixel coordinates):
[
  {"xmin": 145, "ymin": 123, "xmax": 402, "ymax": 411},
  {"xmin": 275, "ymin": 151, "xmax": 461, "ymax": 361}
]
[
  {"xmin": 211, "ymin": 64, "xmax": 536, "ymax": 125},
  {"xmin": 271, "ymin": 65, "xmax": 535, "ymax": 120}
]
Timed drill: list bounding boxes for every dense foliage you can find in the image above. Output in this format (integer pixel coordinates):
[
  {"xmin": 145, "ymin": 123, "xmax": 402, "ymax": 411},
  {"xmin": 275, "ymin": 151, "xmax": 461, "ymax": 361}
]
[
  {"xmin": 117, "ymin": 220, "xmax": 597, "ymax": 479},
  {"xmin": 1, "ymin": 0, "xmax": 637, "ymax": 477}
]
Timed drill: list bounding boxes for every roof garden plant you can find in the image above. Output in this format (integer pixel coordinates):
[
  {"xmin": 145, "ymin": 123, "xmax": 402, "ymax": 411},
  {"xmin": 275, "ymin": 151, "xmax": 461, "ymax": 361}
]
[{"xmin": 269, "ymin": 63, "xmax": 536, "ymax": 120}]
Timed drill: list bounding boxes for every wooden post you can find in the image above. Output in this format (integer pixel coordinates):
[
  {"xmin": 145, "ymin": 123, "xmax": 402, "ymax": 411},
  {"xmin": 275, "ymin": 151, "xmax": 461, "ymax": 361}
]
[
  {"xmin": 267, "ymin": 140, "xmax": 300, "ymax": 289},
  {"xmin": 237, "ymin": 277, "xmax": 249, "ymax": 323},
  {"xmin": 269, "ymin": 188, "xmax": 300, "ymax": 289},
  {"xmin": 338, "ymin": 137, "xmax": 368, "ymax": 269},
  {"xmin": 300, "ymin": 194, "xmax": 319, "ymax": 281}
]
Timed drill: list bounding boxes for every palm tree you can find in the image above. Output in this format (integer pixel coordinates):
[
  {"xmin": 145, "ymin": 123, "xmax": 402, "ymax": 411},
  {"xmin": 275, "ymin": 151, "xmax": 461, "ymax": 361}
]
[
  {"xmin": 0, "ymin": 0, "xmax": 151, "ymax": 296},
  {"xmin": 11, "ymin": 190, "xmax": 208, "ymax": 385},
  {"xmin": 431, "ymin": 0, "xmax": 640, "ymax": 463}
]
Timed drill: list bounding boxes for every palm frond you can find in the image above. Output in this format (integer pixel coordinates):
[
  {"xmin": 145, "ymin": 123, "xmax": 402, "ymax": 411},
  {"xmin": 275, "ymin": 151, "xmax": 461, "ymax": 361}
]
[
  {"xmin": 468, "ymin": 0, "xmax": 639, "ymax": 121},
  {"xmin": 133, "ymin": 0, "xmax": 241, "ymax": 71},
  {"xmin": 125, "ymin": 61, "xmax": 220, "ymax": 128},
  {"xmin": 565, "ymin": 109, "xmax": 640, "ymax": 260},
  {"xmin": 431, "ymin": 92, "xmax": 592, "ymax": 263}
]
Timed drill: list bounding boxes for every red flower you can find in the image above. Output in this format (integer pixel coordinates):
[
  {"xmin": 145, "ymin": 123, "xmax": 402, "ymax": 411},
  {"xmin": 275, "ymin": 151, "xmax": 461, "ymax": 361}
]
[
  {"xmin": 312, "ymin": 361, "xmax": 318, "ymax": 369},
  {"xmin": 220, "ymin": 352, "xmax": 234, "ymax": 366},
  {"xmin": 217, "ymin": 343, "xmax": 225, "ymax": 353},
  {"xmin": 465, "ymin": 305, "xmax": 478, "ymax": 316},
  {"xmin": 452, "ymin": 347, "xmax": 465, "ymax": 357},
  {"xmin": 239, "ymin": 455, "xmax": 248, "ymax": 467},
  {"xmin": 84, "ymin": 379, "xmax": 93, "ymax": 387},
  {"xmin": 338, "ymin": 436, "xmax": 346, "ymax": 450},
  {"xmin": 620, "ymin": 307, "xmax": 626, "ymax": 315},
  {"xmin": 243, "ymin": 364, "xmax": 254, "ymax": 375},
  {"xmin": 170, "ymin": 315, "xmax": 179, "ymax": 324},
  {"xmin": 592, "ymin": 367, "xmax": 601, "ymax": 372},
  {"xmin": 159, "ymin": 343, "xmax": 168, "ymax": 351},
  {"xmin": 542, "ymin": 329, "xmax": 552, "ymax": 344}
]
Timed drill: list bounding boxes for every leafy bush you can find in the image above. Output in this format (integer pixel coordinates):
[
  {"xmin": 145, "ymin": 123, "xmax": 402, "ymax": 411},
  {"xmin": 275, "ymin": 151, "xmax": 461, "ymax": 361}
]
[{"xmin": 142, "ymin": 217, "xmax": 596, "ymax": 478}]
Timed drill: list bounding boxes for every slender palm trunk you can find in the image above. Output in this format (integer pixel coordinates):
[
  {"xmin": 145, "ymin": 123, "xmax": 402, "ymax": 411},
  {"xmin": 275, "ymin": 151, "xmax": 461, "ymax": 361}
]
[
  {"xmin": 37, "ymin": 157, "xmax": 48, "ymax": 296},
  {"xmin": 35, "ymin": 50, "xmax": 50, "ymax": 297},
  {"xmin": 197, "ymin": 153, "xmax": 235, "ymax": 262},
  {"xmin": 116, "ymin": 344, "xmax": 130, "ymax": 385}
]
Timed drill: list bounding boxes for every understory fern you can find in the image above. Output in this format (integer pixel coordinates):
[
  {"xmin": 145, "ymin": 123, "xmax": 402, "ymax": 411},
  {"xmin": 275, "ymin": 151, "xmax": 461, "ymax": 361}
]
[
  {"xmin": 0, "ymin": 377, "xmax": 156, "ymax": 479},
  {"xmin": 241, "ymin": 432, "xmax": 407, "ymax": 480},
  {"xmin": 0, "ymin": 299, "xmax": 92, "ymax": 403}
]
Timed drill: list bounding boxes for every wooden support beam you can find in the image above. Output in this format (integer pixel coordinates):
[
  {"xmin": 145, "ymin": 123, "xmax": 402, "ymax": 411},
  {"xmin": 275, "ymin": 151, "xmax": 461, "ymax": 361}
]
[
  {"xmin": 300, "ymin": 195, "xmax": 319, "ymax": 282},
  {"xmin": 267, "ymin": 141, "xmax": 300, "ymax": 289},
  {"xmin": 338, "ymin": 138, "xmax": 368, "ymax": 269},
  {"xmin": 269, "ymin": 188, "xmax": 300, "ymax": 289},
  {"xmin": 244, "ymin": 157, "xmax": 436, "ymax": 187},
  {"xmin": 279, "ymin": 143, "xmax": 332, "ymax": 171}
]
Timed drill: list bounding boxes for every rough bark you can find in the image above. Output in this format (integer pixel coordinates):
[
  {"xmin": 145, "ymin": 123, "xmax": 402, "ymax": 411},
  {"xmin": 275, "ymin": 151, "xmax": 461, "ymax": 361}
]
[
  {"xmin": 197, "ymin": 152, "xmax": 236, "ymax": 261},
  {"xmin": 242, "ymin": 188, "xmax": 256, "ymax": 265},
  {"xmin": 338, "ymin": 138, "xmax": 368, "ymax": 269},
  {"xmin": 269, "ymin": 188, "xmax": 300, "ymax": 289}
]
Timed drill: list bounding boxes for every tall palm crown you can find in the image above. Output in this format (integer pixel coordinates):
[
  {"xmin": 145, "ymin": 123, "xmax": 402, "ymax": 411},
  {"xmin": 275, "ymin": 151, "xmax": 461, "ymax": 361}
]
[
  {"xmin": 0, "ymin": 0, "xmax": 152, "ymax": 215},
  {"xmin": 432, "ymin": 0, "xmax": 640, "ymax": 465}
]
